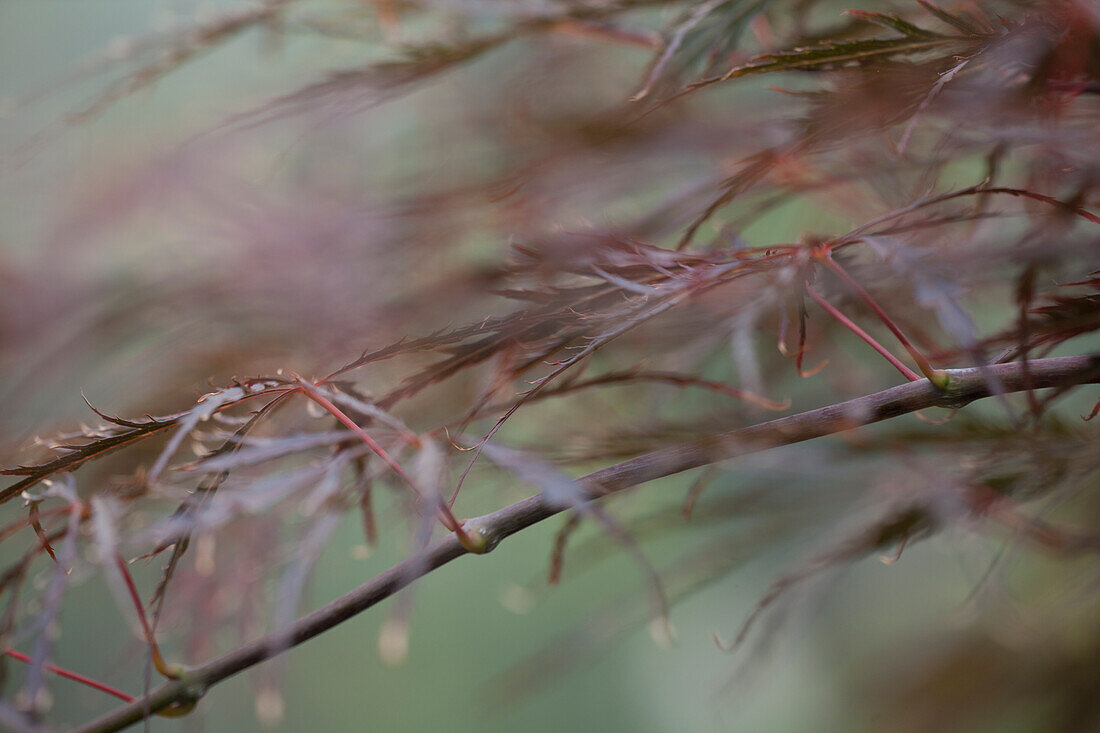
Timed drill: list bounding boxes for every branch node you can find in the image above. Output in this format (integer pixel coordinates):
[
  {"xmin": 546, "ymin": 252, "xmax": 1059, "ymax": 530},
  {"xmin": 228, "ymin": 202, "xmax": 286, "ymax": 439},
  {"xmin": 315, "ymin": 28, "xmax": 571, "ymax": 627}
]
[{"xmin": 457, "ymin": 519, "xmax": 497, "ymax": 554}]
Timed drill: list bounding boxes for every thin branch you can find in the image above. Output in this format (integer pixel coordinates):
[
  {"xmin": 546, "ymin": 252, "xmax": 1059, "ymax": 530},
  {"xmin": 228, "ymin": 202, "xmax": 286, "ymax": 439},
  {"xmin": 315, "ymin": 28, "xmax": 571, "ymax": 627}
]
[{"xmin": 72, "ymin": 355, "xmax": 1100, "ymax": 733}]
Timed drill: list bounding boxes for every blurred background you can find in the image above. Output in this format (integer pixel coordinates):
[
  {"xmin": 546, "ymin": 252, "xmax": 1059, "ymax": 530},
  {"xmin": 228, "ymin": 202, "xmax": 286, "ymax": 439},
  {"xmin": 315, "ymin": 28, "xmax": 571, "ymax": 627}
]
[{"xmin": 2, "ymin": 1, "xmax": 1098, "ymax": 731}]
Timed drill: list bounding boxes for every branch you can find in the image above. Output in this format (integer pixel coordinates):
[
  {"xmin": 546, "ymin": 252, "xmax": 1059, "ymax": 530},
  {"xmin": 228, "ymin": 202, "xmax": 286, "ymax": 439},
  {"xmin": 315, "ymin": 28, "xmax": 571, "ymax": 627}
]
[{"xmin": 73, "ymin": 355, "xmax": 1100, "ymax": 733}]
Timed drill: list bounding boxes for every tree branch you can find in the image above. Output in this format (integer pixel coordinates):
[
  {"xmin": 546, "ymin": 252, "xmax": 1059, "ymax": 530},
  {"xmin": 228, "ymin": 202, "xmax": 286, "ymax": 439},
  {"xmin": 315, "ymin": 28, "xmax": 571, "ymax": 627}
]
[{"xmin": 72, "ymin": 354, "xmax": 1100, "ymax": 733}]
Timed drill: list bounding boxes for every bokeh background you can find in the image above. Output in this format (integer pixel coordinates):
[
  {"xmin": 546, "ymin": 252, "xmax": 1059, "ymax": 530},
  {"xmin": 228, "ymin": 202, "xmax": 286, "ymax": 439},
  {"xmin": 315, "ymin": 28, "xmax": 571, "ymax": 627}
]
[{"xmin": 2, "ymin": 2, "xmax": 1096, "ymax": 732}]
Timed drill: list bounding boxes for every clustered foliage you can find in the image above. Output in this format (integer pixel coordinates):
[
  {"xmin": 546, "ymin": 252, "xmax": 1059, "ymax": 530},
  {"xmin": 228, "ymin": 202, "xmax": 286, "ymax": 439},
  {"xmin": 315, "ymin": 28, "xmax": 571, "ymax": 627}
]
[{"xmin": 2, "ymin": 1, "xmax": 1100, "ymax": 730}]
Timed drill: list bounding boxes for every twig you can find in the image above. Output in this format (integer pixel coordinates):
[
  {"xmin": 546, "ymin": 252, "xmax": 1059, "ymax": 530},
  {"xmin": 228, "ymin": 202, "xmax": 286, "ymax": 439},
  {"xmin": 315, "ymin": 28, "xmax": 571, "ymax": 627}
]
[{"xmin": 72, "ymin": 355, "xmax": 1100, "ymax": 733}]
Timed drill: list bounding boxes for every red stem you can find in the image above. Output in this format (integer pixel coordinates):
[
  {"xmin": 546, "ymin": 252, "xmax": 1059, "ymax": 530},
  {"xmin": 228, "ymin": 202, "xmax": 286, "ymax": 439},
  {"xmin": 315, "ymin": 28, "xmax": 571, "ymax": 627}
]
[
  {"xmin": 4, "ymin": 648, "xmax": 135, "ymax": 703},
  {"xmin": 806, "ymin": 283, "xmax": 922, "ymax": 382},
  {"xmin": 294, "ymin": 383, "xmax": 475, "ymax": 546},
  {"xmin": 113, "ymin": 554, "xmax": 178, "ymax": 679},
  {"xmin": 822, "ymin": 254, "xmax": 941, "ymax": 381}
]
